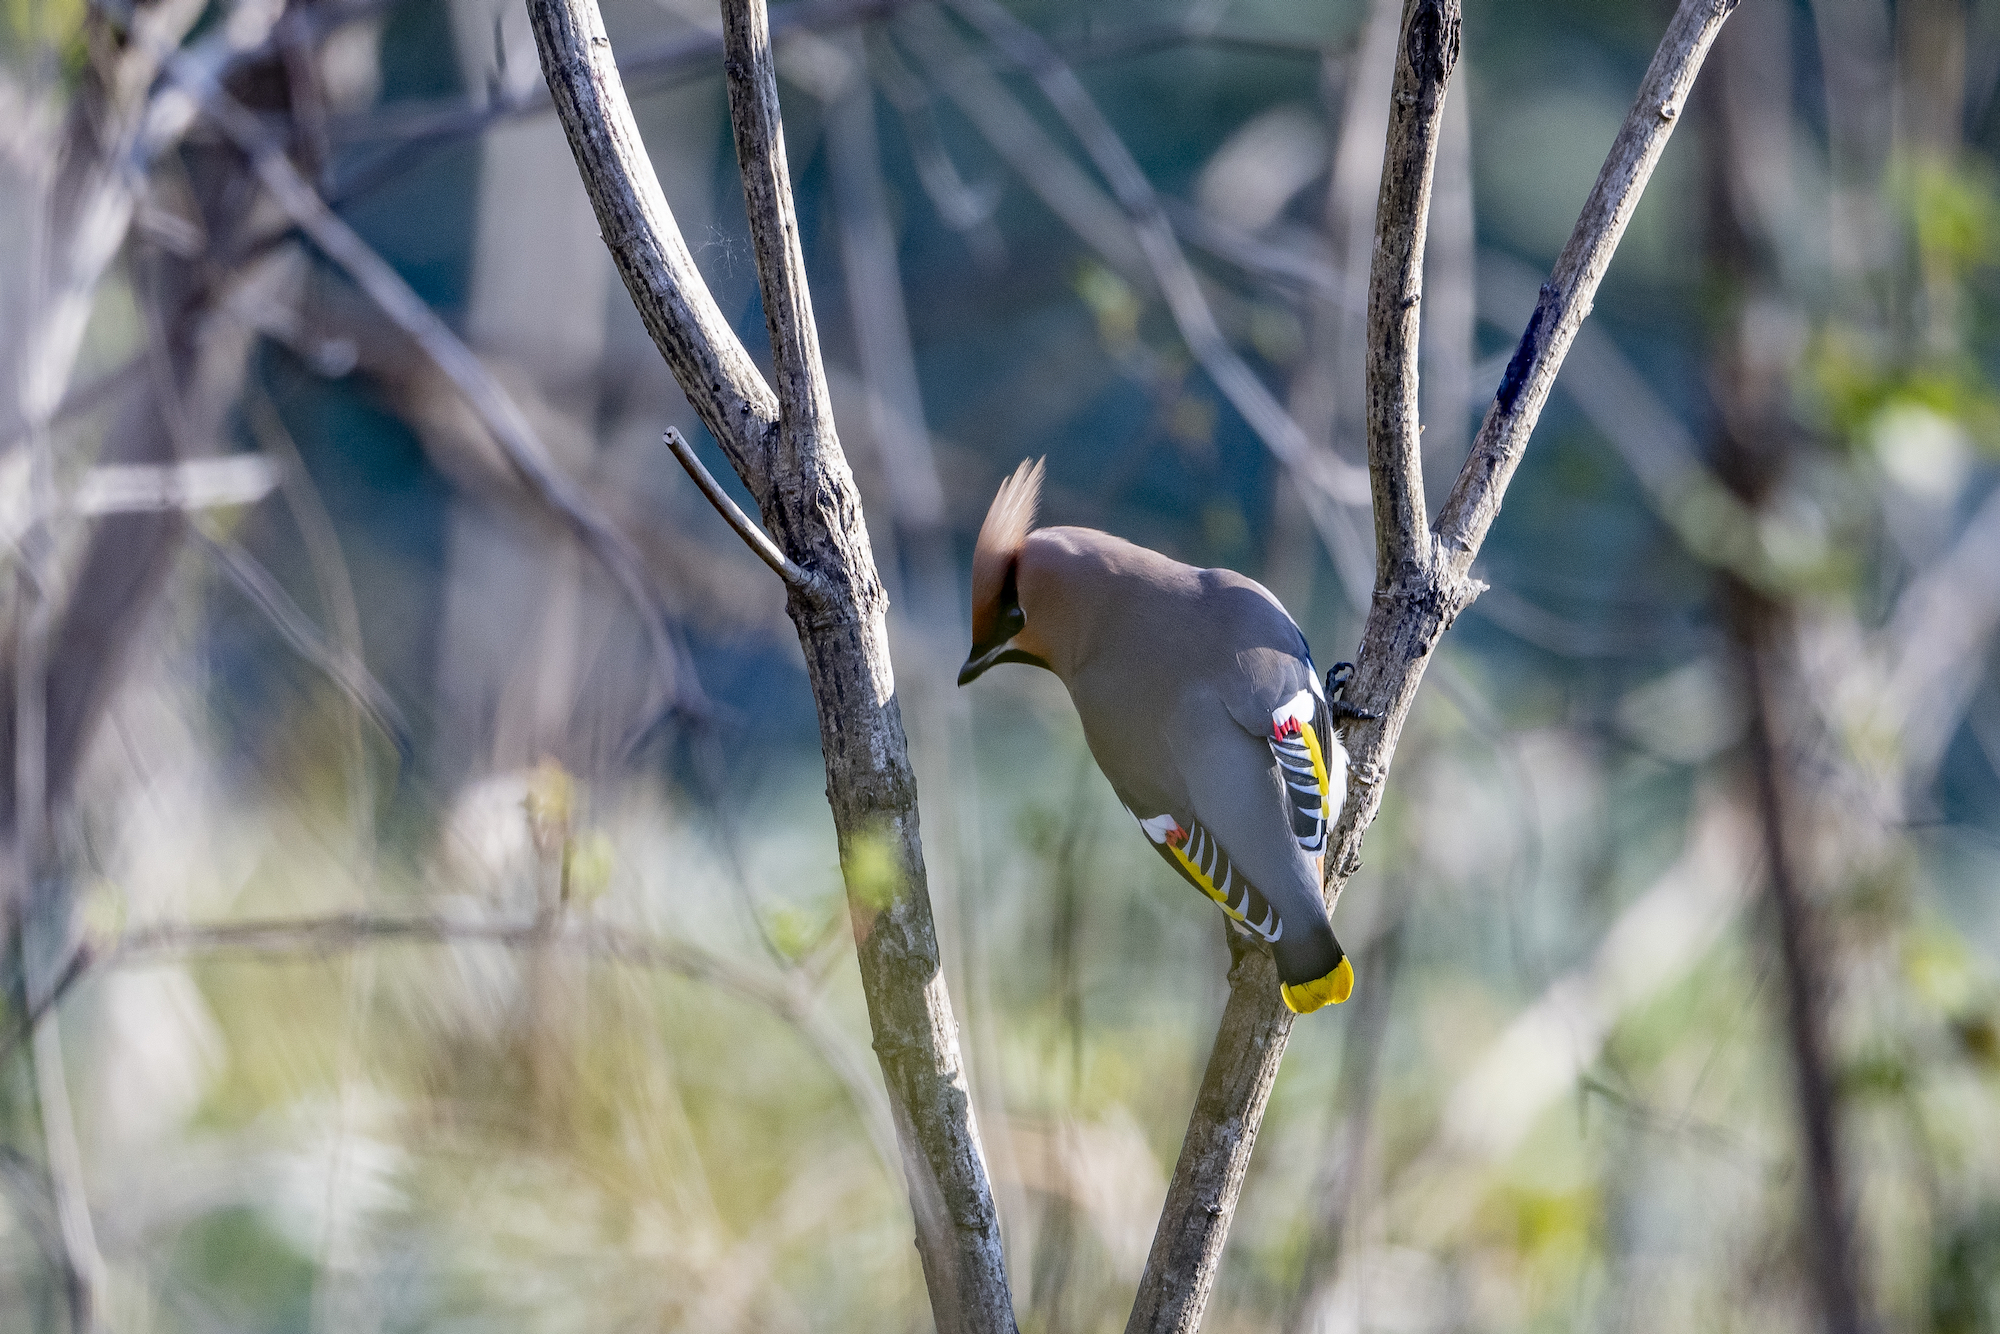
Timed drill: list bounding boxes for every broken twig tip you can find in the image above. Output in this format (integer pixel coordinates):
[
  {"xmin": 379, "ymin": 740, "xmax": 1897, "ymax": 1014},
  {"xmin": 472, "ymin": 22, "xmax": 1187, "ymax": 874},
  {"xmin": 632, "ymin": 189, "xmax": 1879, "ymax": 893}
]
[{"xmin": 663, "ymin": 428, "xmax": 817, "ymax": 595}]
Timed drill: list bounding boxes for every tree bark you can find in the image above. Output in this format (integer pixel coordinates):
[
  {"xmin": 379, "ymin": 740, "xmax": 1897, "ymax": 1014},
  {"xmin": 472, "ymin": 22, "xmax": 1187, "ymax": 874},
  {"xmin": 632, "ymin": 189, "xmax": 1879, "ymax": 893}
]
[{"xmin": 527, "ymin": 2, "xmax": 1016, "ymax": 1330}]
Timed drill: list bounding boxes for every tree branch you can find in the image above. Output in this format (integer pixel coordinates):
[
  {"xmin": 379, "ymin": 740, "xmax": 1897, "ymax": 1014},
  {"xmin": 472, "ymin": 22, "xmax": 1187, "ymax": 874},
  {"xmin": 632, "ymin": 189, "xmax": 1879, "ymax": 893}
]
[
  {"xmin": 0, "ymin": 913, "xmax": 903, "ymax": 1189},
  {"xmin": 721, "ymin": 0, "xmax": 836, "ymax": 494},
  {"xmin": 529, "ymin": 1, "xmax": 1017, "ymax": 1329},
  {"xmin": 521, "ymin": 0, "xmax": 779, "ymax": 477},
  {"xmin": 1127, "ymin": 4, "xmax": 1733, "ymax": 1330},
  {"xmin": 1432, "ymin": 0, "xmax": 1740, "ymax": 574},
  {"xmin": 1365, "ymin": 0, "xmax": 1459, "ymax": 579},
  {"xmin": 194, "ymin": 528, "xmax": 414, "ymax": 759},
  {"xmin": 662, "ymin": 427, "xmax": 817, "ymax": 592}
]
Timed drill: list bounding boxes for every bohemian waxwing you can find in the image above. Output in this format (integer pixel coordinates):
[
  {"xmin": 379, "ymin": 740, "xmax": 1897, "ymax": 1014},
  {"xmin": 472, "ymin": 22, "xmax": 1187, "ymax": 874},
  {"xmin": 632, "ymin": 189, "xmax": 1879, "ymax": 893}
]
[{"xmin": 957, "ymin": 459, "xmax": 1371, "ymax": 1013}]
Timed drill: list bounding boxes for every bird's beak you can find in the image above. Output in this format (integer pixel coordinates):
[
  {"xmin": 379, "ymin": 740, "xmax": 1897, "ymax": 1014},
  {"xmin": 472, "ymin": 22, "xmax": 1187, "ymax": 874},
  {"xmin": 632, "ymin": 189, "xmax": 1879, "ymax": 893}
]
[{"xmin": 957, "ymin": 640, "xmax": 1011, "ymax": 686}]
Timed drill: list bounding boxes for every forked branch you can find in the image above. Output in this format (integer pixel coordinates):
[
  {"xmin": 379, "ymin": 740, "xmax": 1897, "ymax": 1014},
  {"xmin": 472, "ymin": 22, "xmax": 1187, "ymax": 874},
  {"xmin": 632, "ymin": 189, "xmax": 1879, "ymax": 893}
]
[
  {"xmin": 1129, "ymin": 3, "xmax": 1738, "ymax": 1332},
  {"xmin": 529, "ymin": 1, "xmax": 1017, "ymax": 1329}
]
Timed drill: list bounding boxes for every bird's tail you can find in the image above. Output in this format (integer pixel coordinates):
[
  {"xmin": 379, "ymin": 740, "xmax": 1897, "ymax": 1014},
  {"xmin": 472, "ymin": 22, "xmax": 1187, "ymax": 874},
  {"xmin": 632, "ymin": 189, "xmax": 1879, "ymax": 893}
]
[{"xmin": 1281, "ymin": 954, "xmax": 1354, "ymax": 1013}]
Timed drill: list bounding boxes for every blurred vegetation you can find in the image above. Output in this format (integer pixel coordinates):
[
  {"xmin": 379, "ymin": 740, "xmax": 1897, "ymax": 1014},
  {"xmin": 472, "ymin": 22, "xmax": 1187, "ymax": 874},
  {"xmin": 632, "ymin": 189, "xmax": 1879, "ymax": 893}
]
[{"xmin": 3, "ymin": 0, "xmax": 2000, "ymax": 1330}]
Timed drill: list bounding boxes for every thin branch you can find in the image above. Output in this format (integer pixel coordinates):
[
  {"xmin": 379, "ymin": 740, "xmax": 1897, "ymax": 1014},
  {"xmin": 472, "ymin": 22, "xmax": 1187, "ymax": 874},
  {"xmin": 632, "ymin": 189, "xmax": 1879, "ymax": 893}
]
[
  {"xmin": 1881, "ymin": 479, "xmax": 2000, "ymax": 780},
  {"xmin": 719, "ymin": 2, "xmax": 1017, "ymax": 1326},
  {"xmin": 892, "ymin": 8, "xmax": 1148, "ymax": 278},
  {"xmin": 189, "ymin": 82, "xmax": 708, "ymax": 725},
  {"xmin": 1121, "ymin": 7, "xmax": 1459, "ymax": 1330},
  {"xmin": 246, "ymin": 386, "xmax": 381, "ymax": 853},
  {"xmin": 330, "ymin": 0, "xmax": 920, "ymax": 158},
  {"xmin": 662, "ymin": 427, "xmax": 815, "ymax": 591},
  {"xmin": 194, "ymin": 528, "xmax": 414, "ymax": 759},
  {"xmin": 1741, "ymin": 632, "xmax": 1868, "ymax": 1334},
  {"xmin": 722, "ymin": 0, "xmax": 839, "ymax": 482},
  {"xmin": 27, "ymin": 1006, "xmax": 101, "ymax": 1334},
  {"xmin": 1363, "ymin": 0, "xmax": 1459, "ymax": 578},
  {"xmin": 1433, "ymin": 0, "xmax": 1741, "ymax": 575},
  {"xmin": 866, "ymin": 31, "xmax": 1006, "ymax": 262},
  {"xmin": 0, "ymin": 358, "xmax": 145, "ymax": 454},
  {"xmin": 824, "ymin": 39, "xmax": 1030, "ymax": 1263},
  {"xmin": 525, "ymin": 0, "xmax": 779, "ymax": 475}
]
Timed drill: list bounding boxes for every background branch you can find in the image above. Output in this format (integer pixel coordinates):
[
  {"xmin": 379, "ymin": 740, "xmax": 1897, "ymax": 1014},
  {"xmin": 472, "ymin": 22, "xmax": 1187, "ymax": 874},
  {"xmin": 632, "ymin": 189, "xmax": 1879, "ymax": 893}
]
[
  {"xmin": 193, "ymin": 83, "xmax": 708, "ymax": 726},
  {"xmin": 942, "ymin": 0, "xmax": 1374, "ymax": 571}
]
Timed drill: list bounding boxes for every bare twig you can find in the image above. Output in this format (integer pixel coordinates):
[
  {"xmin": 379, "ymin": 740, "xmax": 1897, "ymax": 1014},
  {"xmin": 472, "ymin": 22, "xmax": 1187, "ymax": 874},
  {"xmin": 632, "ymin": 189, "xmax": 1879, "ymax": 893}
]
[
  {"xmin": 662, "ymin": 427, "xmax": 816, "ymax": 592},
  {"xmin": 1273, "ymin": 0, "xmax": 1398, "ymax": 615},
  {"xmin": 27, "ymin": 1005, "xmax": 101, "ymax": 1334},
  {"xmin": 1739, "ymin": 631, "xmax": 1866, "ymax": 1334},
  {"xmin": 330, "ymin": 0, "xmax": 920, "ymax": 162},
  {"xmin": 526, "ymin": 0, "xmax": 779, "ymax": 474},
  {"xmin": 529, "ymin": 0, "xmax": 1016, "ymax": 1328},
  {"xmin": 0, "ymin": 359, "xmax": 146, "ymax": 454},
  {"xmin": 719, "ymin": 2, "xmax": 1015, "ymax": 1324},
  {"xmin": 825, "ymin": 38, "xmax": 1030, "ymax": 1270},
  {"xmin": 1881, "ymin": 480, "xmax": 2000, "ymax": 781},
  {"xmin": 892, "ymin": 10, "xmax": 1149, "ymax": 280},
  {"xmin": 246, "ymin": 387, "xmax": 381, "ymax": 851},
  {"xmin": 194, "ymin": 528, "xmax": 414, "ymax": 758},
  {"xmin": 1123, "ymin": 5, "xmax": 1461, "ymax": 1326},
  {"xmin": 1702, "ymin": 23, "xmax": 1868, "ymax": 1328}
]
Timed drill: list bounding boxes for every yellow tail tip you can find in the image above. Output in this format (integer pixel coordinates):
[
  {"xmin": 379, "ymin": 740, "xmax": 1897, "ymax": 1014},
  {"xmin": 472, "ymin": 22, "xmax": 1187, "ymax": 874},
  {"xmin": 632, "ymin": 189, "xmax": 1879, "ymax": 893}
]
[{"xmin": 1282, "ymin": 955, "xmax": 1355, "ymax": 1014}]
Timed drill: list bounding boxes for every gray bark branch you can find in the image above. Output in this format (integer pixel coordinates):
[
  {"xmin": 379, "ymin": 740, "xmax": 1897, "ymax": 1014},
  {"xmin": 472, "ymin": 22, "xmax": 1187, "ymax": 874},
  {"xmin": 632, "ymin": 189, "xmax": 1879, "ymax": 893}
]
[
  {"xmin": 1433, "ymin": 0, "xmax": 1740, "ymax": 573},
  {"xmin": 1127, "ymin": 3, "xmax": 1735, "ymax": 1331},
  {"xmin": 1365, "ymin": 0, "xmax": 1459, "ymax": 579},
  {"xmin": 662, "ymin": 427, "xmax": 815, "ymax": 591},
  {"xmin": 528, "ymin": 1, "xmax": 1017, "ymax": 1329}
]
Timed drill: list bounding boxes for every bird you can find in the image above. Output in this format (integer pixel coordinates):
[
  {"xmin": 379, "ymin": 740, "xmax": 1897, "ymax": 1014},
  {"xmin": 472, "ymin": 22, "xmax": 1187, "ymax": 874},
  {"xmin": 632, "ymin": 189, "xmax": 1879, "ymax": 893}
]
[{"xmin": 956, "ymin": 458, "xmax": 1375, "ymax": 1014}]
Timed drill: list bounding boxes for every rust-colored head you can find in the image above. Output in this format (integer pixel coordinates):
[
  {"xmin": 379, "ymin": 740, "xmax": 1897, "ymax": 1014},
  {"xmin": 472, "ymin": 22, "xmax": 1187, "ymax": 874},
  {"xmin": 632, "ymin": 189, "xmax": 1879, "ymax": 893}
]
[{"xmin": 959, "ymin": 457, "xmax": 1047, "ymax": 685}]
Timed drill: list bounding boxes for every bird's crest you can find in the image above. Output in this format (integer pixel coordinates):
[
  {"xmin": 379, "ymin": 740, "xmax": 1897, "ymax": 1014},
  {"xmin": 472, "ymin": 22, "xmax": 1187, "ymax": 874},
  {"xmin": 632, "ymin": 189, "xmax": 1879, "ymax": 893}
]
[{"xmin": 970, "ymin": 457, "xmax": 1044, "ymax": 642}]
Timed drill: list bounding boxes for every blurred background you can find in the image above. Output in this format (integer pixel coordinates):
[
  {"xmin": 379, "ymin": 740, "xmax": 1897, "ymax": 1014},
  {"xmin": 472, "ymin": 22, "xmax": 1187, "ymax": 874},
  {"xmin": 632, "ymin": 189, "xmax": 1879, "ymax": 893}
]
[{"xmin": 3, "ymin": 0, "xmax": 1999, "ymax": 1328}]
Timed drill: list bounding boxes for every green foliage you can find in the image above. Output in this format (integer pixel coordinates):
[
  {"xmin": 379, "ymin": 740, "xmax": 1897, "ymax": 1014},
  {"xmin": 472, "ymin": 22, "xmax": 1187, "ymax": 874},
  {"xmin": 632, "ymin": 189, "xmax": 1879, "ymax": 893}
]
[
  {"xmin": 1931, "ymin": 1205, "xmax": 2000, "ymax": 1334},
  {"xmin": 169, "ymin": 1208, "xmax": 317, "ymax": 1334}
]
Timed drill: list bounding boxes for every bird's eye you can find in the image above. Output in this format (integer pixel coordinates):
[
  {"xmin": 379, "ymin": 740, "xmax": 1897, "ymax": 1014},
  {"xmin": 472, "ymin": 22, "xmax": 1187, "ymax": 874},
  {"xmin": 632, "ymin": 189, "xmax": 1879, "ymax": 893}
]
[{"xmin": 1000, "ymin": 605, "xmax": 1026, "ymax": 637}]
